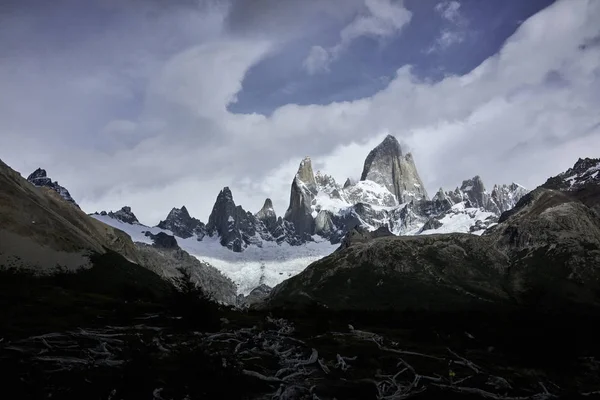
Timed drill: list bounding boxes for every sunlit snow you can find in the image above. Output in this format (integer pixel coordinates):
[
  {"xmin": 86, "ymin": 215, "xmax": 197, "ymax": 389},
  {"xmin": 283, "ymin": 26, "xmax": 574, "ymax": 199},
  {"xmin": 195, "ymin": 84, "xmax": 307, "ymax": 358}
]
[{"xmin": 92, "ymin": 215, "xmax": 336, "ymax": 295}]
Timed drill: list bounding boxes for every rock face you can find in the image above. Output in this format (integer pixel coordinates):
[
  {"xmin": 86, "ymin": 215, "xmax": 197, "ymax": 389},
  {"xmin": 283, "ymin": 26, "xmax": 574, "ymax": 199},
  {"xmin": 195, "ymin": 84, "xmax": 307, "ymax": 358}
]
[
  {"xmin": 543, "ymin": 157, "xmax": 600, "ymax": 191},
  {"xmin": 27, "ymin": 168, "xmax": 79, "ymax": 208},
  {"xmin": 157, "ymin": 206, "xmax": 206, "ymax": 239},
  {"xmin": 206, "ymin": 187, "xmax": 266, "ymax": 252},
  {"xmin": 360, "ymin": 135, "xmax": 428, "ymax": 203},
  {"xmin": 135, "ymin": 242, "xmax": 237, "ymax": 305},
  {"xmin": 107, "ymin": 206, "xmax": 140, "ymax": 225},
  {"xmin": 491, "ymin": 183, "xmax": 528, "ymax": 214},
  {"xmin": 255, "ymin": 198, "xmax": 277, "ymax": 234},
  {"xmin": 284, "ymin": 157, "xmax": 318, "ymax": 239},
  {"xmin": 237, "ymin": 284, "xmax": 272, "ymax": 308},
  {"xmin": 268, "ymin": 158, "xmax": 600, "ymax": 311},
  {"xmin": 144, "ymin": 231, "xmax": 179, "ymax": 250}
]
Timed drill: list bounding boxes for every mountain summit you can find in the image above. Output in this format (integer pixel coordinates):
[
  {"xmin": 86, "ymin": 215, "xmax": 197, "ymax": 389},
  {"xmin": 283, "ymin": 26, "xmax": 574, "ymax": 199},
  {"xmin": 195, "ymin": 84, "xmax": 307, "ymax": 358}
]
[
  {"xmin": 157, "ymin": 206, "xmax": 206, "ymax": 239},
  {"xmin": 360, "ymin": 135, "xmax": 428, "ymax": 203},
  {"xmin": 284, "ymin": 157, "xmax": 318, "ymax": 238},
  {"xmin": 27, "ymin": 168, "xmax": 80, "ymax": 208}
]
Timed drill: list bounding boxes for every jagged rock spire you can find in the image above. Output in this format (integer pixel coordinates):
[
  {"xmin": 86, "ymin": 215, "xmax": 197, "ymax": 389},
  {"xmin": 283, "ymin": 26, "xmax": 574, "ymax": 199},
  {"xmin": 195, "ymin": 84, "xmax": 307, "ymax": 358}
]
[
  {"xmin": 256, "ymin": 198, "xmax": 277, "ymax": 234},
  {"xmin": 296, "ymin": 156, "xmax": 317, "ymax": 188},
  {"xmin": 284, "ymin": 158, "xmax": 317, "ymax": 238},
  {"xmin": 108, "ymin": 206, "xmax": 139, "ymax": 224},
  {"xmin": 157, "ymin": 205, "xmax": 206, "ymax": 239},
  {"xmin": 207, "ymin": 187, "xmax": 266, "ymax": 252},
  {"xmin": 27, "ymin": 167, "xmax": 80, "ymax": 208},
  {"xmin": 360, "ymin": 135, "xmax": 428, "ymax": 203}
]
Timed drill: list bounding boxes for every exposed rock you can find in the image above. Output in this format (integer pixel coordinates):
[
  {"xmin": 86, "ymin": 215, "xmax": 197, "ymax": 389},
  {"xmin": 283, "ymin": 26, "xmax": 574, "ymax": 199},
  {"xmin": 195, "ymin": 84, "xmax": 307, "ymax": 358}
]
[
  {"xmin": 255, "ymin": 198, "xmax": 278, "ymax": 234},
  {"xmin": 543, "ymin": 157, "xmax": 600, "ymax": 191},
  {"xmin": 430, "ymin": 188, "xmax": 454, "ymax": 214},
  {"xmin": 338, "ymin": 225, "xmax": 393, "ymax": 251},
  {"xmin": 206, "ymin": 187, "xmax": 266, "ymax": 252},
  {"xmin": 157, "ymin": 206, "xmax": 206, "ymax": 240},
  {"xmin": 360, "ymin": 135, "xmax": 428, "ymax": 203},
  {"xmin": 284, "ymin": 157, "xmax": 318, "ymax": 239},
  {"xmin": 237, "ymin": 284, "xmax": 272, "ymax": 308},
  {"xmin": 459, "ymin": 176, "xmax": 489, "ymax": 209},
  {"xmin": 491, "ymin": 183, "xmax": 528, "ymax": 214},
  {"xmin": 135, "ymin": 243, "xmax": 237, "ymax": 305},
  {"xmin": 343, "ymin": 177, "xmax": 356, "ymax": 189},
  {"xmin": 315, "ymin": 171, "xmax": 344, "ymax": 200},
  {"xmin": 27, "ymin": 168, "xmax": 80, "ymax": 208},
  {"xmin": 108, "ymin": 206, "xmax": 140, "ymax": 225},
  {"xmin": 343, "ymin": 180, "xmax": 397, "ymax": 207},
  {"xmin": 419, "ymin": 217, "xmax": 443, "ymax": 233},
  {"xmin": 144, "ymin": 231, "xmax": 179, "ymax": 249}
]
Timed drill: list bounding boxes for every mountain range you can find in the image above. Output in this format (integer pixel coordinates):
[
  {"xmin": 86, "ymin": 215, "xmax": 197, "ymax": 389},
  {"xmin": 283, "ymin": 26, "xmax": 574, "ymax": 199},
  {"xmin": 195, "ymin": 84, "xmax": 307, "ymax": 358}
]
[
  {"xmin": 269, "ymin": 156, "xmax": 600, "ymax": 310},
  {"xmin": 65, "ymin": 135, "xmax": 525, "ymax": 294},
  {"xmin": 2, "ymin": 144, "xmax": 600, "ymax": 398},
  {"xmin": 89, "ymin": 135, "xmax": 527, "ymax": 253}
]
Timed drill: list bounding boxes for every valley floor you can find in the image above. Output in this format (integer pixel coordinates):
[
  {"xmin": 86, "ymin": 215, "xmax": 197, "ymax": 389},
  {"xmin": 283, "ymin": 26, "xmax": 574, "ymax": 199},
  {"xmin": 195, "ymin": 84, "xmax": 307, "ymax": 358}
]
[{"xmin": 3, "ymin": 281, "xmax": 600, "ymax": 400}]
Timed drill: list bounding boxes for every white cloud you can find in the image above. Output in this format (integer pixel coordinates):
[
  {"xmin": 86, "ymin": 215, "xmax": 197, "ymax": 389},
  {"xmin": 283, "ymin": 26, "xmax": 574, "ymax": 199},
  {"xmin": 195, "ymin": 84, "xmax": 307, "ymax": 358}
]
[
  {"xmin": 1, "ymin": 0, "xmax": 599, "ymax": 226},
  {"xmin": 302, "ymin": 46, "xmax": 332, "ymax": 74},
  {"xmin": 428, "ymin": 0, "xmax": 468, "ymax": 53},
  {"xmin": 302, "ymin": 0, "xmax": 412, "ymax": 74},
  {"xmin": 435, "ymin": 1, "xmax": 463, "ymax": 25}
]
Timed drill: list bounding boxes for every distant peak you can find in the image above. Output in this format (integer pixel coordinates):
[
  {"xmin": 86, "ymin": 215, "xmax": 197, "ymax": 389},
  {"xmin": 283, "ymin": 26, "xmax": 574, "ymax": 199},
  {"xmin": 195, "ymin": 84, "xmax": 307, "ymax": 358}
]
[
  {"xmin": 378, "ymin": 134, "xmax": 403, "ymax": 155},
  {"xmin": 461, "ymin": 176, "xmax": 484, "ymax": 189},
  {"xmin": 262, "ymin": 198, "xmax": 274, "ymax": 209},
  {"xmin": 27, "ymin": 168, "xmax": 47, "ymax": 180},
  {"xmin": 295, "ymin": 156, "xmax": 316, "ymax": 186},
  {"xmin": 26, "ymin": 168, "xmax": 80, "ymax": 208},
  {"xmin": 108, "ymin": 206, "xmax": 139, "ymax": 224}
]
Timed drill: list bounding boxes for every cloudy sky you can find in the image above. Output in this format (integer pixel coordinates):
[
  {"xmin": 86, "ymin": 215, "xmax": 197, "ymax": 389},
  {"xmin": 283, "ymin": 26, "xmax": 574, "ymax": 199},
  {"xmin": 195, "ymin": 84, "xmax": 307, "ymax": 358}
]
[{"xmin": 1, "ymin": 0, "xmax": 599, "ymax": 224}]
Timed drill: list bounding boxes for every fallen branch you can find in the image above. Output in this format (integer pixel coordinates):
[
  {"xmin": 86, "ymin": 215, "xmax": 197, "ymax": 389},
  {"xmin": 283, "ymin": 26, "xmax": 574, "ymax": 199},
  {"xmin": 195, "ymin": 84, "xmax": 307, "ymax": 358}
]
[
  {"xmin": 433, "ymin": 383, "xmax": 554, "ymax": 399},
  {"xmin": 318, "ymin": 358, "xmax": 330, "ymax": 374},
  {"xmin": 242, "ymin": 369, "xmax": 283, "ymax": 383},
  {"xmin": 371, "ymin": 338, "xmax": 445, "ymax": 360},
  {"xmin": 447, "ymin": 348, "xmax": 481, "ymax": 374}
]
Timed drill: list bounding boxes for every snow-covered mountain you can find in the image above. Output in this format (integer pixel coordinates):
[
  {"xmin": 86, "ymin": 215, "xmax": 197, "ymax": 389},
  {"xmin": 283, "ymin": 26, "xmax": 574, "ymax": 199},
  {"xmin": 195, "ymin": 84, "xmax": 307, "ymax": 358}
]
[
  {"xmin": 92, "ymin": 135, "xmax": 527, "ymax": 254},
  {"xmin": 29, "ymin": 134, "xmax": 528, "ymax": 294},
  {"xmin": 90, "ymin": 212, "xmax": 336, "ymax": 295}
]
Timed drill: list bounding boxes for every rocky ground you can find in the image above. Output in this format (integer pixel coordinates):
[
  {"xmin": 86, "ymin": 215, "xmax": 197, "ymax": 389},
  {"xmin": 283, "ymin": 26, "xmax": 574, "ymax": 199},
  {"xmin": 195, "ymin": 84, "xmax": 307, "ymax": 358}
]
[{"xmin": 3, "ymin": 301, "xmax": 600, "ymax": 400}]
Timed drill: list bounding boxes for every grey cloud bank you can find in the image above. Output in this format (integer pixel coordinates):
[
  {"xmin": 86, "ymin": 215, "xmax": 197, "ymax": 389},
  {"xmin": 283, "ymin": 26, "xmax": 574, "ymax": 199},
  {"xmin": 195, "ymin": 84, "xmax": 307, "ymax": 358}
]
[{"xmin": 0, "ymin": 0, "xmax": 598, "ymax": 226}]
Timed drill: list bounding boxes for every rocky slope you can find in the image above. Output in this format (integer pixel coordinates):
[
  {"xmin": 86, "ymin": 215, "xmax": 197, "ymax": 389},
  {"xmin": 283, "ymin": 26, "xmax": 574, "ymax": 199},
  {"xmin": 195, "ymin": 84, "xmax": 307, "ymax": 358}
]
[
  {"xmin": 1, "ymin": 160, "xmax": 237, "ymax": 305},
  {"xmin": 135, "ymin": 233, "xmax": 236, "ymax": 304},
  {"xmin": 268, "ymin": 158, "xmax": 600, "ymax": 310},
  {"xmin": 1, "ymin": 159, "xmax": 141, "ymax": 271}
]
